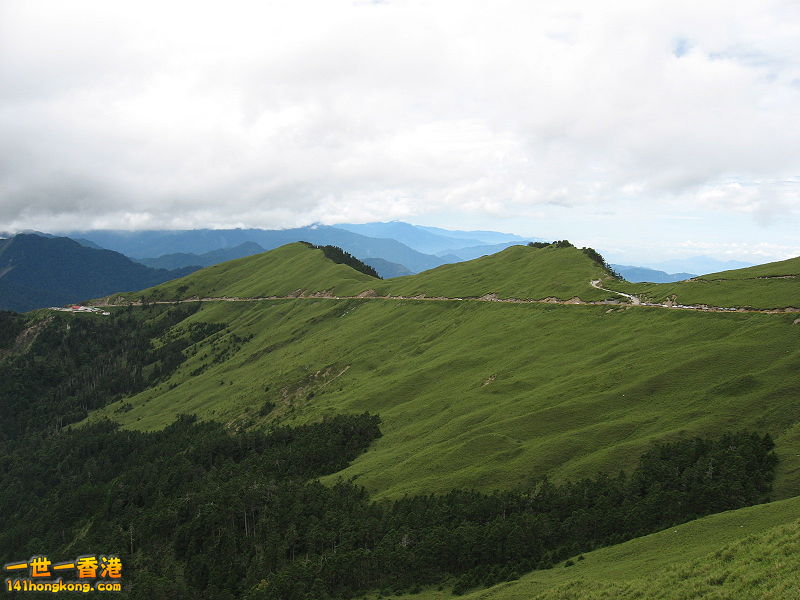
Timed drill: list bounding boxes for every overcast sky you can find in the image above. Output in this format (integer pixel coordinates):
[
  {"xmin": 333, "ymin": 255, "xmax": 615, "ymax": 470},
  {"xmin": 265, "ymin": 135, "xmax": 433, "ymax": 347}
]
[{"xmin": 1, "ymin": 0, "xmax": 799, "ymax": 264}]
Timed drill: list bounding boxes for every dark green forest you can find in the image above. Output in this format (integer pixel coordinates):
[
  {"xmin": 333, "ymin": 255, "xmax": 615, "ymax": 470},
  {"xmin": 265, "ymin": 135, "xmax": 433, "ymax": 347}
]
[
  {"xmin": 0, "ymin": 307, "xmax": 779, "ymax": 599},
  {"xmin": 0, "ymin": 304, "xmax": 224, "ymax": 441}
]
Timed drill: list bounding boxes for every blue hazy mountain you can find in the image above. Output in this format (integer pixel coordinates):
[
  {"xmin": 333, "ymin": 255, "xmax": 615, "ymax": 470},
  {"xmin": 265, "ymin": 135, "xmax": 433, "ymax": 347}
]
[
  {"xmin": 68, "ymin": 226, "xmax": 448, "ymax": 274},
  {"xmin": 336, "ymin": 221, "xmax": 533, "ymax": 257},
  {"xmin": 643, "ymin": 256, "xmax": 754, "ymax": 276},
  {"xmin": 611, "ymin": 264, "xmax": 696, "ymax": 283},
  {"xmin": 135, "ymin": 242, "xmax": 266, "ymax": 270},
  {"xmin": 415, "ymin": 224, "xmax": 527, "ymax": 245},
  {"xmin": 362, "ymin": 257, "xmax": 413, "ymax": 279},
  {"xmin": 0, "ymin": 234, "xmax": 197, "ymax": 312},
  {"xmin": 439, "ymin": 242, "xmax": 526, "ymax": 261},
  {"xmin": 336, "ymin": 221, "xmax": 487, "ymax": 254}
]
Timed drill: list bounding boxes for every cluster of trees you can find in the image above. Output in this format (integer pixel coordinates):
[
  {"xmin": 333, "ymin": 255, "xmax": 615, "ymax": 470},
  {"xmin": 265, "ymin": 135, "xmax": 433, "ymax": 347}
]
[
  {"xmin": 0, "ymin": 305, "xmax": 225, "ymax": 440},
  {"xmin": 0, "ymin": 410, "xmax": 776, "ymax": 599},
  {"xmin": 0, "ymin": 414, "xmax": 382, "ymax": 600},
  {"xmin": 0, "ymin": 310, "xmax": 26, "ymax": 347},
  {"xmin": 528, "ymin": 240, "xmax": 575, "ymax": 249},
  {"xmin": 299, "ymin": 242, "xmax": 381, "ymax": 279}
]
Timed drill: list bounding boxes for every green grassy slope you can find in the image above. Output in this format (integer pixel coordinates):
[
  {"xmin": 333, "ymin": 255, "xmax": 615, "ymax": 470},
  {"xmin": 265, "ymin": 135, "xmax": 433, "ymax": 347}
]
[
  {"xmin": 401, "ymin": 496, "xmax": 800, "ymax": 600},
  {"xmin": 380, "ymin": 245, "xmax": 613, "ymax": 301},
  {"xmin": 87, "ymin": 296, "xmax": 800, "ymax": 500},
  {"xmin": 107, "ymin": 242, "xmax": 379, "ymax": 301},
  {"xmin": 697, "ymin": 255, "xmax": 800, "ymax": 280},
  {"xmin": 112, "ymin": 242, "xmax": 618, "ymax": 303},
  {"xmin": 611, "ymin": 255, "xmax": 800, "ymax": 310}
]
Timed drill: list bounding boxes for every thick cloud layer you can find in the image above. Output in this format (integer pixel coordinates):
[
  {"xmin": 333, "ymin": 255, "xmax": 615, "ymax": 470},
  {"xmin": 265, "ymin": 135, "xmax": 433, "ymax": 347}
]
[{"xmin": 1, "ymin": 0, "xmax": 798, "ymax": 261}]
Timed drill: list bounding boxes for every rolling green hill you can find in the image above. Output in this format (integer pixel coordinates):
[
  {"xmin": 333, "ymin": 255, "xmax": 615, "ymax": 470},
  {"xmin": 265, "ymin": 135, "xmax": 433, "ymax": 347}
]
[
  {"xmin": 109, "ymin": 242, "xmax": 380, "ymax": 302},
  {"xmin": 697, "ymin": 255, "xmax": 800, "ymax": 280},
  {"xmin": 380, "ymin": 244, "xmax": 613, "ymax": 300},
  {"xmin": 610, "ymin": 255, "xmax": 800, "ymax": 310},
  {"xmin": 111, "ymin": 242, "xmax": 619, "ymax": 304}
]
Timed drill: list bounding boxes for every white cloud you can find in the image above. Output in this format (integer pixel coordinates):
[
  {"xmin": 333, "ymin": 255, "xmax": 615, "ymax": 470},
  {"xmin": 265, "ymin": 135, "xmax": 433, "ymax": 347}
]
[{"xmin": 0, "ymin": 0, "xmax": 799, "ymax": 261}]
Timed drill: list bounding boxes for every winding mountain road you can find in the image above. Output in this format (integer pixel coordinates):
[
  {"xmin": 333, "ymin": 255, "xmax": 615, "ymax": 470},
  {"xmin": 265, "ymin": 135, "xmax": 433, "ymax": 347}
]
[
  {"xmin": 88, "ymin": 283, "xmax": 799, "ymax": 315},
  {"xmin": 590, "ymin": 279, "xmax": 641, "ymax": 304}
]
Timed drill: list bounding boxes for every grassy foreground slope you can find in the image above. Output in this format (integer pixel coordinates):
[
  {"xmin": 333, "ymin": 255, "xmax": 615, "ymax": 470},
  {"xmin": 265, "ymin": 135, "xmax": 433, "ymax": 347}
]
[
  {"xmin": 612, "ymin": 255, "xmax": 800, "ymax": 310},
  {"xmin": 87, "ymin": 294, "xmax": 800, "ymax": 500},
  {"xmin": 402, "ymin": 496, "xmax": 800, "ymax": 600},
  {"xmin": 108, "ymin": 242, "xmax": 379, "ymax": 301}
]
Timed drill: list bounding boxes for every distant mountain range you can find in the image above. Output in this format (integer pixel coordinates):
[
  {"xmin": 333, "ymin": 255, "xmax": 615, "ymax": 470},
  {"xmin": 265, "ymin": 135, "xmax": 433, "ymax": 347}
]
[
  {"xmin": 335, "ymin": 221, "xmax": 529, "ymax": 255},
  {"xmin": 134, "ymin": 242, "xmax": 266, "ymax": 270},
  {"xmin": 642, "ymin": 256, "xmax": 754, "ymax": 275},
  {"xmin": 103, "ymin": 223, "xmax": 533, "ymax": 277},
  {"xmin": 67, "ymin": 226, "xmax": 451, "ymax": 274},
  {"xmin": 361, "ymin": 257, "xmax": 413, "ymax": 278},
  {"xmin": 0, "ymin": 234, "xmax": 197, "ymax": 312},
  {"xmin": 0, "ymin": 224, "xmax": 775, "ymax": 312},
  {"xmin": 610, "ymin": 264, "xmax": 696, "ymax": 283},
  {"xmin": 63, "ymin": 223, "xmax": 765, "ymax": 283}
]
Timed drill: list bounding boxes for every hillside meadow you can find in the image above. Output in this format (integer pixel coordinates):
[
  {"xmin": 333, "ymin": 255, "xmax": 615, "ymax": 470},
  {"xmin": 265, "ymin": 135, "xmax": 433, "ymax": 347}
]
[{"xmin": 86, "ymin": 296, "xmax": 800, "ymax": 500}]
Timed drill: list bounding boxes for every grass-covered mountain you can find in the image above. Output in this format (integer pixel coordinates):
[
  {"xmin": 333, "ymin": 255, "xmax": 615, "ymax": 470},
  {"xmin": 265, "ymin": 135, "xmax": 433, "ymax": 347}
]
[
  {"xmin": 113, "ymin": 242, "xmax": 380, "ymax": 302},
  {"xmin": 3, "ymin": 240, "xmax": 799, "ymax": 598},
  {"xmin": 0, "ymin": 234, "xmax": 197, "ymax": 312},
  {"xmin": 113, "ymin": 241, "xmax": 617, "ymax": 304},
  {"xmin": 381, "ymin": 243, "xmax": 613, "ymax": 300}
]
